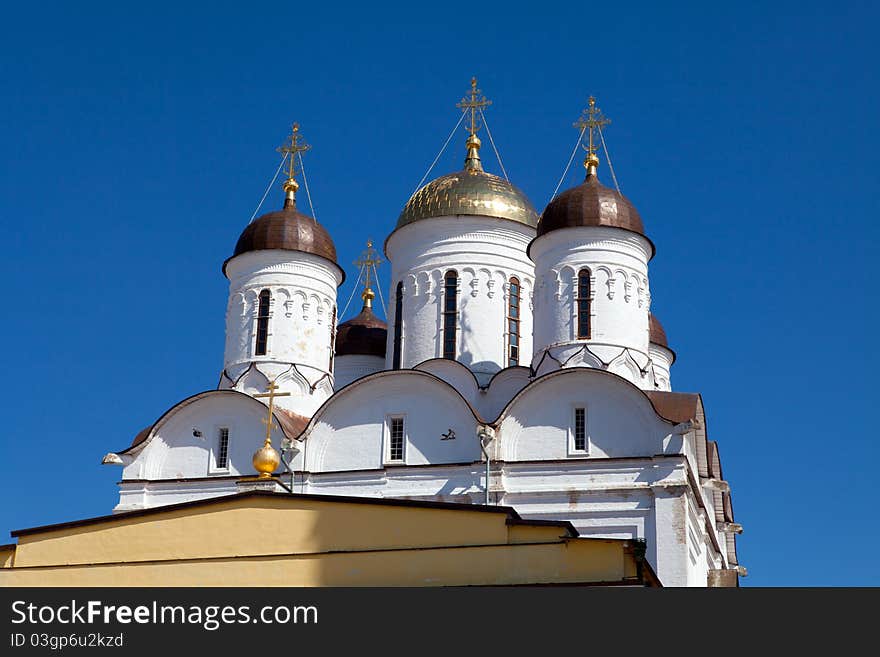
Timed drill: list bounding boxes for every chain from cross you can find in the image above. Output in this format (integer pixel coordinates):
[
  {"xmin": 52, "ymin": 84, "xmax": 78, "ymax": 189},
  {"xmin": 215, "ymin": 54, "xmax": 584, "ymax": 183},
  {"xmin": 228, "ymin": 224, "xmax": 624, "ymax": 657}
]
[
  {"xmin": 573, "ymin": 96, "xmax": 611, "ymax": 161},
  {"xmin": 353, "ymin": 239, "xmax": 383, "ymax": 292},
  {"xmin": 456, "ymin": 77, "xmax": 492, "ymax": 137},
  {"xmin": 254, "ymin": 380, "xmax": 291, "ymax": 444},
  {"xmin": 276, "ymin": 123, "xmax": 312, "ymax": 182}
]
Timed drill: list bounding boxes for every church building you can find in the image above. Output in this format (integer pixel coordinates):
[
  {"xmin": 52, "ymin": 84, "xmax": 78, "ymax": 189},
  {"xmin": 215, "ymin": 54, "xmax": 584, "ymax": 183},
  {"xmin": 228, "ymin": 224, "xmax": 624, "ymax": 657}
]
[{"xmin": 83, "ymin": 81, "xmax": 740, "ymax": 587}]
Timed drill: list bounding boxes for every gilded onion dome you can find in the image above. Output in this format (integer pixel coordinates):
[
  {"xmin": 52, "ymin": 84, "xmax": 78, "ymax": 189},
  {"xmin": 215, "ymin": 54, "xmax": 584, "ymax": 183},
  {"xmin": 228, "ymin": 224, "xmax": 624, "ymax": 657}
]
[
  {"xmin": 395, "ymin": 79, "xmax": 538, "ymax": 231},
  {"xmin": 396, "ymin": 141, "xmax": 539, "ymax": 229}
]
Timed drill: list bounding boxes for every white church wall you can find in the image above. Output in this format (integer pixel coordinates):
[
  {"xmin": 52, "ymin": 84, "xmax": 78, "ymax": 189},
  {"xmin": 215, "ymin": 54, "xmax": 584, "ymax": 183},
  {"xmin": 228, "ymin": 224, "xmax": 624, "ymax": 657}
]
[
  {"xmin": 413, "ymin": 359, "xmax": 481, "ymax": 413},
  {"xmin": 649, "ymin": 343, "xmax": 674, "ymax": 391},
  {"xmin": 303, "ymin": 464, "xmax": 486, "ymax": 504},
  {"xmin": 652, "ymin": 489, "xmax": 689, "ymax": 587},
  {"xmin": 303, "ymin": 371, "xmax": 481, "ymax": 473},
  {"xmin": 412, "ymin": 359, "xmax": 532, "ymax": 423},
  {"xmin": 477, "ymin": 367, "xmax": 531, "ymax": 422},
  {"xmin": 122, "ymin": 392, "xmax": 290, "ymax": 483},
  {"xmin": 498, "ymin": 370, "xmax": 671, "ymax": 462},
  {"xmin": 385, "ymin": 217, "xmax": 535, "ymax": 384},
  {"xmin": 222, "ymin": 249, "xmax": 341, "ymax": 416},
  {"xmin": 530, "ymin": 226, "xmax": 653, "ymax": 388},
  {"xmin": 333, "ymin": 354, "xmax": 385, "ymax": 389}
]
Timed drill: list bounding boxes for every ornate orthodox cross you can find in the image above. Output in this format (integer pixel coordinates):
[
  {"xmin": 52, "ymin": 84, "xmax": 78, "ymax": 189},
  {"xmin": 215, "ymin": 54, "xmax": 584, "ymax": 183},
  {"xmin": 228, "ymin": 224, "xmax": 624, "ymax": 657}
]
[
  {"xmin": 456, "ymin": 77, "xmax": 492, "ymax": 137},
  {"xmin": 353, "ymin": 239, "xmax": 384, "ymax": 294},
  {"xmin": 254, "ymin": 380, "xmax": 291, "ymax": 444},
  {"xmin": 276, "ymin": 122, "xmax": 312, "ymax": 183},
  {"xmin": 573, "ymin": 96, "xmax": 611, "ymax": 164}
]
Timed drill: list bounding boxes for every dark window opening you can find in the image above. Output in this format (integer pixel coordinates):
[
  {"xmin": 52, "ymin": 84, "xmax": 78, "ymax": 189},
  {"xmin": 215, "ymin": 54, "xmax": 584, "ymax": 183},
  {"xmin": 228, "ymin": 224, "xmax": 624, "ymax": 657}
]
[
  {"xmin": 443, "ymin": 271, "xmax": 458, "ymax": 360},
  {"xmin": 255, "ymin": 289, "xmax": 271, "ymax": 355},
  {"xmin": 329, "ymin": 305, "xmax": 337, "ymax": 371},
  {"xmin": 392, "ymin": 282, "xmax": 403, "ymax": 369},
  {"xmin": 574, "ymin": 408, "xmax": 586, "ymax": 451},
  {"xmin": 576, "ymin": 270, "xmax": 591, "ymax": 339},
  {"xmin": 508, "ymin": 277, "xmax": 521, "ymax": 367}
]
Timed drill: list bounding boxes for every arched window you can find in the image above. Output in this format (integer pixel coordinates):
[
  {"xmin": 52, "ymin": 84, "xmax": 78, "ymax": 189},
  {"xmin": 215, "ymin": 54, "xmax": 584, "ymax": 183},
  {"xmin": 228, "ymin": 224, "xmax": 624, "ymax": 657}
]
[
  {"xmin": 255, "ymin": 289, "xmax": 271, "ymax": 356},
  {"xmin": 392, "ymin": 282, "xmax": 403, "ymax": 369},
  {"xmin": 576, "ymin": 269, "xmax": 591, "ymax": 339},
  {"xmin": 507, "ymin": 277, "xmax": 521, "ymax": 367},
  {"xmin": 442, "ymin": 270, "xmax": 458, "ymax": 360}
]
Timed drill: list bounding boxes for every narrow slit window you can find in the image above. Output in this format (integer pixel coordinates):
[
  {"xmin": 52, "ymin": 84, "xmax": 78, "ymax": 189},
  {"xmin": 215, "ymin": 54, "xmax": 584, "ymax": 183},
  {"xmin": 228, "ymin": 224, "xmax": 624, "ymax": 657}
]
[
  {"xmin": 389, "ymin": 417, "xmax": 405, "ymax": 461},
  {"xmin": 576, "ymin": 269, "xmax": 591, "ymax": 339},
  {"xmin": 508, "ymin": 277, "xmax": 521, "ymax": 367},
  {"xmin": 255, "ymin": 289, "xmax": 271, "ymax": 356},
  {"xmin": 574, "ymin": 408, "xmax": 586, "ymax": 451},
  {"xmin": 329, "ymin": 305, "xmax": 337, "ymax": 371},
  {"xmin": 216, "ymin": 427, "xmax": 230, "ymax": 469},
  {"xmin": 443, "ymin": 270, "xmax": 458, "ymax": 360},
  {"xmin": 393, "ymin": 282, "xmax": 403, "ymax": 369}
]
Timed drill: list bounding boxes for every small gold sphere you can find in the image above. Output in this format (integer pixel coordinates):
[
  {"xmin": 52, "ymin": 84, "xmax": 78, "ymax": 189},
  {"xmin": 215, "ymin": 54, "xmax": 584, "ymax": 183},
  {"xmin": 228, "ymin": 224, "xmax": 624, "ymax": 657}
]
[
  {"xmin": 282, "ymin": 178, "xmax": 299, "ymax": 193},
  {"xmin": 466, "ymin": 134, "xmax": 481, "ymax": 149},
  {"xmin": 252, "ymin": 441, "xmax": 281, "ymax": 479}
]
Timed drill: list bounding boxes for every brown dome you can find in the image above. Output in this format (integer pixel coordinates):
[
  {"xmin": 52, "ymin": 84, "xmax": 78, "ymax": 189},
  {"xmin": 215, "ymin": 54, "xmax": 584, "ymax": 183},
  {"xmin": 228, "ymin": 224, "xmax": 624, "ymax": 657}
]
[
  {"xmin": 649, "ymin": 313, "xmax": 669, "ymax": 347},
  {"xmin": 335, "ymin": 306, "xmax": 387, "ymax": 357},
  {"xmin": 537, "ymin": 173, "xmax": 653, "ymax": 256},
  {"xmin": 224, "ymin": 205, "xmax": 340, "ymax": 277}
]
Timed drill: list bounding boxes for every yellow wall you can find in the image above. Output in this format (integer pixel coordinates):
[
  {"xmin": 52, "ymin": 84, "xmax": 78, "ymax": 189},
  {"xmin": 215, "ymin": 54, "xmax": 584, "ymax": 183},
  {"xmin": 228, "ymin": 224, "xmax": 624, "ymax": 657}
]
[{"xmin": 0, "ymin": 493, "xmax": 652, "ymax": 587}]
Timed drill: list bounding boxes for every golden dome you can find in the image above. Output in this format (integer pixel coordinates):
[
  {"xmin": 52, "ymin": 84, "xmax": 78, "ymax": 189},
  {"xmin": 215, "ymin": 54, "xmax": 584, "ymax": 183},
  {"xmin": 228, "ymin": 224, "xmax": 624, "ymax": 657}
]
[{"xmin": 395, "ymin": 134, "xmax": 538, "ymax": 230}]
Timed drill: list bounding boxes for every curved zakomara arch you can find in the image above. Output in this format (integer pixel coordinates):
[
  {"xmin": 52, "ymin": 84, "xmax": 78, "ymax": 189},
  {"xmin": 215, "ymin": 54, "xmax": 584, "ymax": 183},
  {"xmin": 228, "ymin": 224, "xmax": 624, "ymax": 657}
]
[
  {"xmin": 412, "ymin": 357, "xmax": 532, "ymax": 393},
  {"xmin": 493, "ymin": 367, "xmax": 710, "ymax": 479},
  {"xmin": 313, "ymin": 358, "xmax": 704, "ymax": 437},
  {"xmin": 299, "ymin": 367, "xmax": 488, "ymax": 442},
  {"xmin": 112, "ymin": 389, "xmax": 305, "ymax": 457},
  {"xmin": 493, "ymin": 366, "xmax": 702, "ymax": 428}
]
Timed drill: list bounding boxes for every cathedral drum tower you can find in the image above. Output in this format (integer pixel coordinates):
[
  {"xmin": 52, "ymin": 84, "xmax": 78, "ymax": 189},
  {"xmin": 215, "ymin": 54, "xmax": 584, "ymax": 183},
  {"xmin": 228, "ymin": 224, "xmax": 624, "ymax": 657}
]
[
  {"xmin": 531, "ymin": 98, "xmax": 672, "ymax": 390},
  {"xmin": 220, "ymin": 125, "xmax": 345, "ymax": 417},
  {"xmin": 385, "ymin": 79, "xmax": 538, "ymax": 385}
]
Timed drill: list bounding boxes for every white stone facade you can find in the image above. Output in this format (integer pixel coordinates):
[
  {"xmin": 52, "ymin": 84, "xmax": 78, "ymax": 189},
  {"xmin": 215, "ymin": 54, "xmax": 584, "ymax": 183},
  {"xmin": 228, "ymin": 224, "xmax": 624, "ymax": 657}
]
[
  {"xmin": 220, "ymin": 249, "xmax": 343, "ymax": 417},
  {"xmin": 103, "ymin": 147, "xmax": 743, "ymax": 587},
  {"xmin": 112, "ymin": 364, "xmax": 737, "ymax": 587},
  {"xmin": 530, "ymin": 226, "xmax": 654, "ymax": 388},
  {"xmin": 384, "ymin": 216, "xmax": 535, "ymax": 385},
  {"xmin": 333, "ymin": 353, "xmax": 385, "ymax": 390}
]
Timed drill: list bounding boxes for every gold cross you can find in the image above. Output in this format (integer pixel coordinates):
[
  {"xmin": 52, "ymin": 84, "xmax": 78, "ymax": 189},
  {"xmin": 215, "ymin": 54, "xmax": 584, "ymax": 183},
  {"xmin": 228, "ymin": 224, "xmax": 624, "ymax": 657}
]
[
  {"xmin": 353, "ymin": 239, "xmax": 383, "ymax": 294},
  {"xmin": 573, "ymin": 96, "xmax": 611, "ymax": 164},
  {"xmin": 276, "ymin": 123, "xmax": 312, "ymax": 183},
  {"xmin": 254, "ymin": 380, "xmax": 291, "ymax": 443},
  {"xmin": 456, "ymin": 77, "xmax": 492, "ymax": 137}
]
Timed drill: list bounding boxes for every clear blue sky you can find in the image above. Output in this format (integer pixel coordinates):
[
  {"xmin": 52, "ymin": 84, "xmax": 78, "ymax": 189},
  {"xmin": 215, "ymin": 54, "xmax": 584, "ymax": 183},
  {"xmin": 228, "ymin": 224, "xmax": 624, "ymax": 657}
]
[{"xmin": 1, "ymin": 1, "xmax": 876, "ymax": 586}]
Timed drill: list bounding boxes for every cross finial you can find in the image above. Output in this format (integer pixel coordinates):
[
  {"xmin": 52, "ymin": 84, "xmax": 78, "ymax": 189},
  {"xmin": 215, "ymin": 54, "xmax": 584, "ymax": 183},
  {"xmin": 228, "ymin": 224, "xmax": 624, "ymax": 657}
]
[
  {"xmin": 456, "ymin": 77, "xmax": 492, "ymax": 171},
  {"xmin": 276, "ymin": 123, "xmax": 312, "ymax": 208},
  {"xmin": 574, "ymin": 96, "xmax": 611, "ymax": 176},
  {"xmin": 353, "ymin": 239, "xmax": 384, "ymax": 309},
  {"xmin": 254, "ymin": 380, "xmax": 292, "ymax": 445},
  {"xmin": 456, "ymin": 76, "xmax": 492, "ymax": 137}
]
